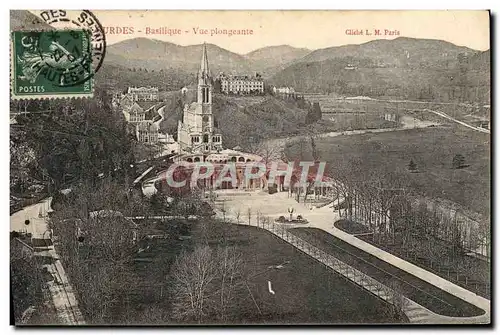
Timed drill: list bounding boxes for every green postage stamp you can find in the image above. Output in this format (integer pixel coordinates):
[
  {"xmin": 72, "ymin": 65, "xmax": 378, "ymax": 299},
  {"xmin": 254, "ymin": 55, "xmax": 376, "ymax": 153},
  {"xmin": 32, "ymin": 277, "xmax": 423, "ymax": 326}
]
[{"xmin": 11, "ymin": 29, "xmax": 94, "ymax": 99}]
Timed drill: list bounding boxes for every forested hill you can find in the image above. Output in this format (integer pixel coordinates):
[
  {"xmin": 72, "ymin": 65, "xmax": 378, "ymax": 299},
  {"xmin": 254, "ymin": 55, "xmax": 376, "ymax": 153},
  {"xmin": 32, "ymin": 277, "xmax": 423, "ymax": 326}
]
[{"xmin": 270, "ymin": 37, "xmax": 489, "ymax": 103}]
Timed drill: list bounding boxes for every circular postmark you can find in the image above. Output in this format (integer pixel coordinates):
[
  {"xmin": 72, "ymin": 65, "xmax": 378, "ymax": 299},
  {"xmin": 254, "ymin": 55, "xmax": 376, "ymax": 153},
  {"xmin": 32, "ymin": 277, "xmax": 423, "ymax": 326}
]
[
  {"xmin": 25, "ymin": 30, "xmax": 94, "ymax": 88},
  {"xmin": 37, "ymin": 10, "xmax": 106, "ymax": 87}
]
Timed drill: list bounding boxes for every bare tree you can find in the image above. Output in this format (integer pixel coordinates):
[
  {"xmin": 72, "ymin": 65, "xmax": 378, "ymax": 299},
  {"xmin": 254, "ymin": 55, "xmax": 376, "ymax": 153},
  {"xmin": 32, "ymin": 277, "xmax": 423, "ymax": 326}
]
[
  {"xmin": 247, "ymin": 207, "xmax": 252, "ymax": 226},
  {"xmin": 215, "ymin": 246, "xmax": 244, "ymax": 321},
  {"xmin": 170, "ymin": 245, "xmax": 245, "ymax": 323},
  {"xmin": 235, "ymin": 208, "xmax": 241, "ymax": 224},
  {"xmin": 256, "ymin": 210, "xmax": 262, "ymax": 228},
  {"xmin": 49, "ymin": 181, "xmax": 142, "ymax": 324},
  {"xmin": 171, "ymin": 246, "xmax": 217, "ymax": 323},
  {"xmin": 248, "ymin": 138, "xmax": 283, "ymax": 165}
]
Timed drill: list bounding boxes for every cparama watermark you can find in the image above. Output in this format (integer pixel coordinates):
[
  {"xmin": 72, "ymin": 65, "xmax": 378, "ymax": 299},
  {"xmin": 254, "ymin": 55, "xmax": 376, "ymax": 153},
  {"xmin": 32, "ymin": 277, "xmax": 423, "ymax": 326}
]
[{"xmin": 159, "ymin": 161, "xmax": 327, "ymax": 189}]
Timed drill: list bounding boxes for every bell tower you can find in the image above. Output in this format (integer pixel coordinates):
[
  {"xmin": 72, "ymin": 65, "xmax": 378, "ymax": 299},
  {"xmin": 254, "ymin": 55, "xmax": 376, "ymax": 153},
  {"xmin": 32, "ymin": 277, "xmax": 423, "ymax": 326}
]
[
  {"xmin": 177, "ymin": 43, "xmax": 223, "ymax": 156},
  {"xmin": 197, "ymin": 43, "xmax": 213, "ymax": 132}
]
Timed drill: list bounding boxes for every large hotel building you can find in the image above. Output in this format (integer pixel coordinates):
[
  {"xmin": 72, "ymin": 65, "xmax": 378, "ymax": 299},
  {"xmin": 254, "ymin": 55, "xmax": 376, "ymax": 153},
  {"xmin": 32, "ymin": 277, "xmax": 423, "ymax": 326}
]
[
  {"xmin": 127, "ymin": 86, "xmax": 159, "ymax": 101},
  {"xmin": 217, "ymin": 73, "xmax": 264, "ymax": 95}
]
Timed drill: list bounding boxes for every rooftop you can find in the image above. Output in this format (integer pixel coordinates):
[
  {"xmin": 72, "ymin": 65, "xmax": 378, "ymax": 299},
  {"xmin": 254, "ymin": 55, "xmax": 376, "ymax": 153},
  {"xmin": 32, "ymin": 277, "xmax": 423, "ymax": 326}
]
[
  {"xmin": 135, "ymin": 101, "xmax": 158, "ymax": 111},
  {"xmin": 128, "ymin": 86, "xmax": 159, "ymax": 92}
]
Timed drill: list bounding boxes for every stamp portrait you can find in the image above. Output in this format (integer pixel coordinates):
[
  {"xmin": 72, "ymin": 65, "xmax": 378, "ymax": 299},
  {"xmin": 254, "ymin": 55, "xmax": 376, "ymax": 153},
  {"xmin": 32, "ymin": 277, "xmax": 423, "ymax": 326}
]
[{"xmin": 11, "ymin": 29, "xmax": 93, "ymax": 99}]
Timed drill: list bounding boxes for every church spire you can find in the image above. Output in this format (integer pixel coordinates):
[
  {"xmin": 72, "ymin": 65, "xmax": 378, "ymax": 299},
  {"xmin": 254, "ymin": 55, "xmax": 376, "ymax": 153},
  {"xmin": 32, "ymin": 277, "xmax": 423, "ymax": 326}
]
[{"xmin": 199, "ymin": 42, "xmax": 210, "ymax": 84}]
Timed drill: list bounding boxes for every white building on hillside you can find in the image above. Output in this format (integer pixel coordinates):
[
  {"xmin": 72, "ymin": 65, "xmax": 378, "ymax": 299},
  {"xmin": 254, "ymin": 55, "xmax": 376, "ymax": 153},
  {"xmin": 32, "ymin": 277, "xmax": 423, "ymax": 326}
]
[
  {"xmin": 218, "ymin": 73, "xmax": 264, "ymax": 95},
  {"xmin": 127, "ymin": 86, "xmax": 159, "ymax": 102}
]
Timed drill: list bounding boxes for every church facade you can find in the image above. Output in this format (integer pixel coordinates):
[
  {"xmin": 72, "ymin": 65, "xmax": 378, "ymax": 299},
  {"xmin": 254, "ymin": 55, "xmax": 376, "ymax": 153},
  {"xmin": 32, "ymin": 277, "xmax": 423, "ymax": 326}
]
[{"xmin": 177, "ymin": 44, "xmax": 223, "ymax": 161}]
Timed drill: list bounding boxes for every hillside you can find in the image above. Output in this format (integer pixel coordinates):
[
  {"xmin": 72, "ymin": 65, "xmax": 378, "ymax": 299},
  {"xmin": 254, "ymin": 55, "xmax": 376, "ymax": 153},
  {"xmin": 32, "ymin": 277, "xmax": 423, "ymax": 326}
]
[
  {"xmin": 245, "ymin": 45, "xmax": 311, "ymax": 74},
  {"xmin": 271, "ymin": 38, "xmax": 489, "ymax": 103},
  {"xmin": 105, "ymin": 38, "xmax": 254, "ymax": 74},
  {"xmin": 158, "ymin": 94, "xmax": 314, "ymax": 150},
  {"xmin": 443, "ymin": 50, "xmax": 490, "ymax": 103},
  {"xmin": 299, "ymin": 37, "xmax": 475, "ymax": 68},
  {"xmin": 94, "ymin": 34, "xmax": 489, "ymax": 104},
  {"xmin": 105, "ymin": 39, "xmax": 312, "ymax": 76},
  {"xmin": 94, "ymin": 63, "xmax": 194, "ymax": 92}
]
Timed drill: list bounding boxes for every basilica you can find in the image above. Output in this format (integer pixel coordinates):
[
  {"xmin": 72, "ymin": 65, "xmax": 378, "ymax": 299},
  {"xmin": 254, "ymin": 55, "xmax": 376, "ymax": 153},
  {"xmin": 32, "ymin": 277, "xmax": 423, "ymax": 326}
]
[
  {"xmin": 149, "ymin": 44, "xmax": 333, "ymax": 194},
  {"xmin": 166, "ymin": 44, "xmax": 279, "ymax": 191},
  {"xmin": 174, "ymin": 44, "xmax": 262, "ymax": 167}
]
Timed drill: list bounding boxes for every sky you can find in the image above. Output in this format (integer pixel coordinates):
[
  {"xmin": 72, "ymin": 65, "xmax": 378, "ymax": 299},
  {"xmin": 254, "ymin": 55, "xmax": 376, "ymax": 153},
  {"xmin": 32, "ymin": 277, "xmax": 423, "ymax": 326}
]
[{"xmin": 30, "ymin": 10, "xmax": 490, "ymax": 54}]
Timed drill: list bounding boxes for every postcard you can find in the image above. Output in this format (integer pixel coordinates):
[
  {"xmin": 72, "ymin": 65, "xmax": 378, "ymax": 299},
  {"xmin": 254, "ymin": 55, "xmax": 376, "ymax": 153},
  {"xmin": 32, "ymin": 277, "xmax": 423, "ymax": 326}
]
[{"xmin": 10, "ymin": 9, "xmax": 490, "ymax": 326}]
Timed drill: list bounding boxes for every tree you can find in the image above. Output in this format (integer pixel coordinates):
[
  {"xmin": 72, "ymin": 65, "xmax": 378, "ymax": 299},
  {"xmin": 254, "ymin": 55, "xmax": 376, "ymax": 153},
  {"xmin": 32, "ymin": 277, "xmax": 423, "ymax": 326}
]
[
  {"xmin": 452, "ymin": 154, "xmax": 466, "ymax": 169},
  {"xmin": 215, "ymin": 246, "xmax": 244, "ymax": 321},
  {"xmin": 213, "ymin": 79, "xmax": 222, "ymax": 93},
  {"xmin": 248, "ymin": 139, "xmax": 282, "ymax": 164},
  {"xmin": 171, "ymin": 246, "xmax": 216, "ymax": 322},
  {"xmin": 408, "ymin": 159, "xmax": 418, "ymax": 172},
  {"xmin": 247, "ymin": 207, "xmax": 252, "ymax": 226},
  {"xmin": 49, "ymin": 181, "xmax": 143, "ymax": 324},
  {"xmin": 309, "ymin": 135, "xmax": 320, "ymax": 162},
  {"xmin": 13, "ymin": 88, "xmax": 134, "ymax": 189},
  {"xmin": 305, "ymin": 102, "xmax": 322, "ymax": 124},
  {"xmin": 10, "ymin": 240, "xmax": 44, "ymax": 324},
  {"xmin": 171, "ymin": 245, "xmax": 244, "ymax": 323}
]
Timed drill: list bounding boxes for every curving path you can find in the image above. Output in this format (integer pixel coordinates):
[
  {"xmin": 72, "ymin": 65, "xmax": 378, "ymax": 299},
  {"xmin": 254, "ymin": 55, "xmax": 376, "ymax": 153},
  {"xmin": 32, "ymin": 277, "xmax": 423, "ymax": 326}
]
[{"xmin": 423, "ymin": 108, "xmax": 490, "ymax": 134}]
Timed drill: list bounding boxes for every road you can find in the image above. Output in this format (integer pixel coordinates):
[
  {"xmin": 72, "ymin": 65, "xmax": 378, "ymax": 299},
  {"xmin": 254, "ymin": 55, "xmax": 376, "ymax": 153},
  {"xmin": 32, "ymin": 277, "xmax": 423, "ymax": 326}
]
[
  {"xmin": 10, "ymin": 198, "xmax": 52, "ymax": 238},
  {"xmin": 423, "ymin": 108, "xmax": 490, "ymax": 134},
  {"xmin": 10, "ymin": 198, "xmax": 86, "ymax": 325},
  {"xmin": 265, "ymin": 115, "xmax": 441, "ymax": 153}
]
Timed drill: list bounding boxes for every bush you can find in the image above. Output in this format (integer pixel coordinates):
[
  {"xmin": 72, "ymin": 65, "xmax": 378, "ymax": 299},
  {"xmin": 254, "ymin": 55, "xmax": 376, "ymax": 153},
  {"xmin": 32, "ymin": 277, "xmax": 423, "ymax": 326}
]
[
  {"xmin": 452, "ymin": 154, "xmax": 466, "ymax": 169},
  {"xmin": 268, "ymin": 184, "xmax": 278, "ymax": 194},
  {"xmin": 408, "ymin": 159, "xmax": 418, "ymax": 172}
]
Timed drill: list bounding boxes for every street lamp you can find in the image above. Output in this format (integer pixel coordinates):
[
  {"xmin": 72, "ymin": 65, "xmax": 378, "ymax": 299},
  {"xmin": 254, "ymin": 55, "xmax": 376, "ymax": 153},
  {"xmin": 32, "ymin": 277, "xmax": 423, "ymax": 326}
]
[{"xmin": 287, "ymin": 207, "xmax": 294, "ymax": 222}]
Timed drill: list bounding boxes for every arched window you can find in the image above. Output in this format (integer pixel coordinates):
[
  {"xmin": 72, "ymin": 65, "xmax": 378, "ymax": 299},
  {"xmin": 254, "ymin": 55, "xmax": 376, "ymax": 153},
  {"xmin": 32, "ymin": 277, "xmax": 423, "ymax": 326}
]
[
  {"xmin": 246, "ymin": 158, "xmax": 252, "ymax": 162},
  {"xmin": 203, "ymin": 134, "xmax": 209, "ymax": 143},
  {"xmin": 231, "ymin": 157, "xmax": 237, "ymax": 162},
  {"xmin": 238, "ymin": 157, "xmax": 245, "ymax": 162},
  {"xmin": 187, "ymin": 158, "xmax": 193, "ymax": 162},
  {"xmin": 194, "ymin": 157, "xmax": 200, "ymax": 162},
  {"xmin": 202, "ymin": 87, "xmax": 209, "ymax": 103}
]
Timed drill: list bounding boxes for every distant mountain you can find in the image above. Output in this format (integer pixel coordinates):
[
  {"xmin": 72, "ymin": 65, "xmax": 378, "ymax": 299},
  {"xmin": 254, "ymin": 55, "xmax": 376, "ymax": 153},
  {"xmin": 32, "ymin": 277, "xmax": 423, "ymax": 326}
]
[
  {"xmin": 91, "ymin": 34, "xmax": 489, "ymax": 104},
  {"xmin": 94, "ymin": 62, "xmax": 194, "ymax": 92},
  {"xmin": 245, "ymin": 45, "xmax": 311, "ymax": 73},
  {"xmin": 298, "ymin": 37, "xmax": 476, "ymax": 68},
  {"xmin": 467, "ymin": 49, "xmax": 490, "ymax": 71},
  {"xmin": 105, "ymin": 38, "xmax": 254, "ymax": 74},
  {"xmin": 10, "ymin": 10, "xmax": 53, "ymax": 31},
  {"xmin": 270, "ymin": 37, "xmax": 489, "ymax": 103}
]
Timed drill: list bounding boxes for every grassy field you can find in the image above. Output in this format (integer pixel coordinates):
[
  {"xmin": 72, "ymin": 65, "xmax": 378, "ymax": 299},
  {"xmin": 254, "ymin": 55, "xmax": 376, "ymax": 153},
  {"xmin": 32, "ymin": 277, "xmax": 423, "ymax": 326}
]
[
  {"xmin": 118, "ymin": 221, "xmax": 406, "ymax": 324},
  {"xmin": 286, "ymin": 125, "xmax": 490, "ymax": 217},
  {"xmin": 304, "ymin": 95, "xmax": 489, "ymax": 128}
]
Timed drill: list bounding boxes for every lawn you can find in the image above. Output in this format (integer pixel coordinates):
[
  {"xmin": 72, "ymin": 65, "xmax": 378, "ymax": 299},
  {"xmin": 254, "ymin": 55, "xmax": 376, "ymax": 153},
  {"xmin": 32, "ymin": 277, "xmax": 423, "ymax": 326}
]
[
  {"xmin": 290, "ymin": 227, "xmax": 485, "ymax": 318},
  {"xmin": 286, "ymin": 125, "xmax": 490, "ymax": 217},
  {"xmin": 116, "ymin": 221, "xmax": 407, "ymax": 324}
]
